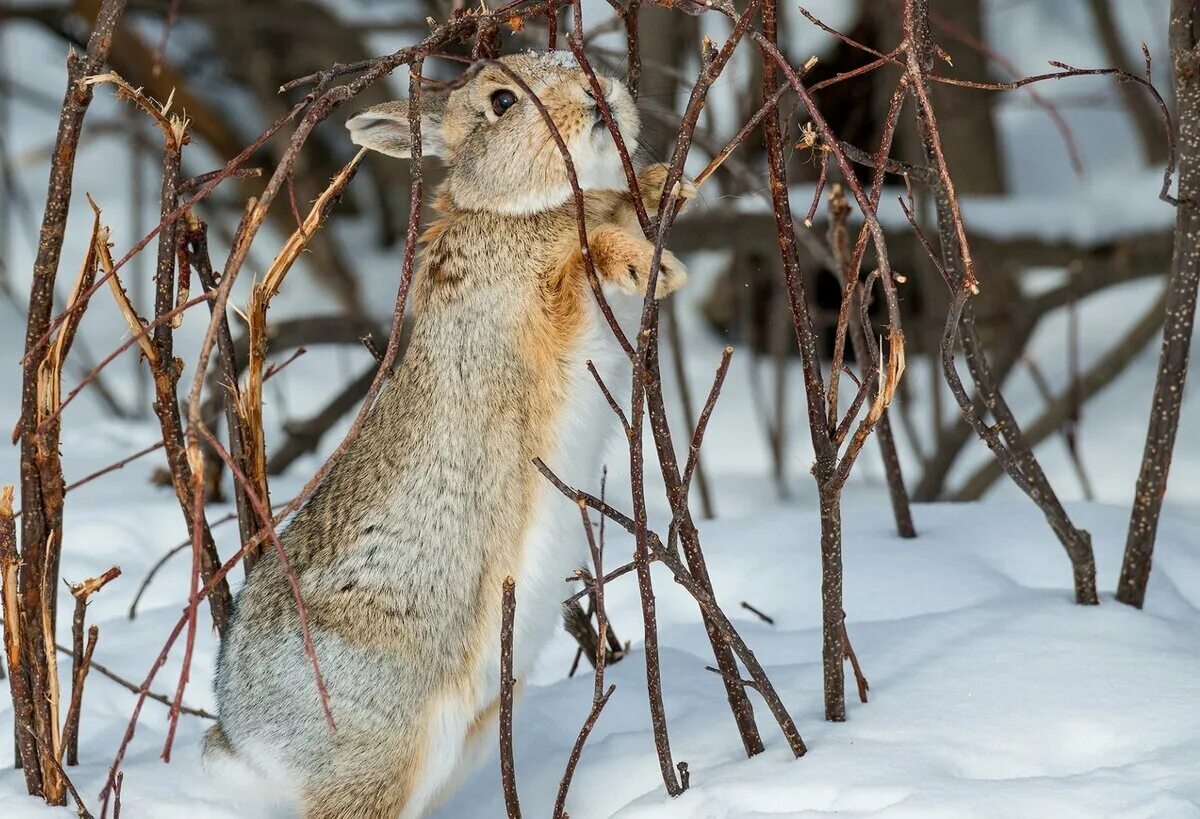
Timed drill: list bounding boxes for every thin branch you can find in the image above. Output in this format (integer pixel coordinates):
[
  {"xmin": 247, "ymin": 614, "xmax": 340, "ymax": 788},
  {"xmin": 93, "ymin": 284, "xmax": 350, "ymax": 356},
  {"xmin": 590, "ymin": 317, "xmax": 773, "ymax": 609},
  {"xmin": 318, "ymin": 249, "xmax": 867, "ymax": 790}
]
[{"xmin": 499, "ymin": 576, "xmax": 521, "ymax": 819}]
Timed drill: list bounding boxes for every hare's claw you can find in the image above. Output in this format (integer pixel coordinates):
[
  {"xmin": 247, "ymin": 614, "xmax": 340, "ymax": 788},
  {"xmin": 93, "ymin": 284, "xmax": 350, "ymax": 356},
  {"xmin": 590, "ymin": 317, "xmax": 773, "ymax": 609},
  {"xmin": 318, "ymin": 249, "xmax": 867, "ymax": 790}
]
[{"xmin": 597, "ymin": 233, "xmax": 688, "ymax": 299}]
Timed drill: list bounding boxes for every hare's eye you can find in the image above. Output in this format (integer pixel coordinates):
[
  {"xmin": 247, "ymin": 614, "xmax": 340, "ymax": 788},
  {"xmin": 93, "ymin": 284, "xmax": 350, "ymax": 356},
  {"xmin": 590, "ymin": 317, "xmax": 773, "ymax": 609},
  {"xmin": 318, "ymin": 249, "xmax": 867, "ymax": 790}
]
[{"xmin": 491, "ymin": 90, "xmax": 518, "ymax": 116}]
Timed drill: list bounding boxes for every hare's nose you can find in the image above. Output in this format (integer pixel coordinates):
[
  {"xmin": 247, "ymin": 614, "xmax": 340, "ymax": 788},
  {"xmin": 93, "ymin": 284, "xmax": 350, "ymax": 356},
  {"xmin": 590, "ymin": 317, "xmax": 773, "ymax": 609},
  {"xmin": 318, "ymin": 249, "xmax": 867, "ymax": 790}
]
[{"xmin": 582, "ymin": 77, "xmax": 615, "ymax": 101}]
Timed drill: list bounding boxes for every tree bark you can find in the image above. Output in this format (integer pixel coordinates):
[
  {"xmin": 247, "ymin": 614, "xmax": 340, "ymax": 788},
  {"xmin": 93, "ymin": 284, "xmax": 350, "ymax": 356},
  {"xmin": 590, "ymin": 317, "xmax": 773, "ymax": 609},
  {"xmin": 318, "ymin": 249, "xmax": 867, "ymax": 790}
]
[
  {"xmin": 1118, "ymin": 0, "xmax": 1200, "ymax": 608},
  {"xmin": 14, "ymin": 0, "xmax": 127, "ymax": 803}
]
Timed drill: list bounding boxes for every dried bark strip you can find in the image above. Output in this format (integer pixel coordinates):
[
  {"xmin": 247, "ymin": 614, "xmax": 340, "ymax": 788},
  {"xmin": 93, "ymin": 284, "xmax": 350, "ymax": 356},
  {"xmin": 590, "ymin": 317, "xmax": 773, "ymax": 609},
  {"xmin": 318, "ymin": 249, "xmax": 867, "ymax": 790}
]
[
  {"xmin": 827, "ymin": 184, "xmax": 916, "ymax": 538},
  {"xmin": 1, "ymin": 485, "xmax": 40, "ymax": 783},
  {"xmin": 238, "ymin": 150, "xmax": 366, "ymax": 566},
  {"xmin": 1119, "ymin": 0, "xmax": 1200, "ymax": 608}
]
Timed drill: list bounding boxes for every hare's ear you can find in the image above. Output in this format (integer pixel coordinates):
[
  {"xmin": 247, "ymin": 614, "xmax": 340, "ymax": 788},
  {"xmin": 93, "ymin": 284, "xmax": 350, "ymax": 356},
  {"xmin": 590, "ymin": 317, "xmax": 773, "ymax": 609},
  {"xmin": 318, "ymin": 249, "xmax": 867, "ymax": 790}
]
[{"xmin": 346, "ymin": 95, "xmax": 447, "ymax": 159}]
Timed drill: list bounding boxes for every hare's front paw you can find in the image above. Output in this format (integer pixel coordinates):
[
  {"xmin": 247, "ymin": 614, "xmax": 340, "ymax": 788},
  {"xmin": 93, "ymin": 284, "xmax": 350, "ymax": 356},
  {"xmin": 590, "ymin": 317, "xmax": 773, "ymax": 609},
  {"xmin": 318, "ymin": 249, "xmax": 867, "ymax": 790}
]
[
  {"xmin": 597, "ymin": 232, "xmax": 688, "ymax": 300},
  {"xmin": 637, "ymin": 163, "xmax": 697, "ymax": 215}
]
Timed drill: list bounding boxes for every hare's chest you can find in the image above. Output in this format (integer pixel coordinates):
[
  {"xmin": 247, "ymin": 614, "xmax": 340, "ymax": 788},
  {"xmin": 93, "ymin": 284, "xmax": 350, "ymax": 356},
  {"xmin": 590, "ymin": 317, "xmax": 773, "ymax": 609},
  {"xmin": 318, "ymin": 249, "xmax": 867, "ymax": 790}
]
[{"xmin": 512, "ymin": 289, "xmax": 640, "ymax": 658}]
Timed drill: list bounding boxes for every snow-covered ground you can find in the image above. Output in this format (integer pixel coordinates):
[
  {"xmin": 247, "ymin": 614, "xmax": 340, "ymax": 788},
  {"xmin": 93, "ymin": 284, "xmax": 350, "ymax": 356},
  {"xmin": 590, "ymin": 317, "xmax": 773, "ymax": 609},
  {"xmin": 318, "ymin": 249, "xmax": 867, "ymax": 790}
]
[
  {"xmin": 5, "ymin": 485, "xmax": 1200, "ymax": 818},
  {"xmin": 4, "ymin": 0, "xmax": 1200, "ymax": 816}
]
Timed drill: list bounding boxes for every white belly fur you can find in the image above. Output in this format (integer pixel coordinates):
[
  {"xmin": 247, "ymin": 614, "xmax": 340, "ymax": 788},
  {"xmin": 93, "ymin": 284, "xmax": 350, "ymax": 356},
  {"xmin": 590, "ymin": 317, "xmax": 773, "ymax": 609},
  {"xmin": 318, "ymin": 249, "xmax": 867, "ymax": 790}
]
[{"xmin": 404, "ymin": 292, "xmax": 639, "ymax": 819}]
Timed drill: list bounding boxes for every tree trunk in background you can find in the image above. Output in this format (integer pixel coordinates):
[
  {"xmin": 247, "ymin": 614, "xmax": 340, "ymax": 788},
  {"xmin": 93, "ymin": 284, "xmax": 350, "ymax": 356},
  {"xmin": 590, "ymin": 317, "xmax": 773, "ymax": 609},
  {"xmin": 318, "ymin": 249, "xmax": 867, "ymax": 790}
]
[
  {"xmin": 1086, "ymin": 0, "xmax": 1170, "ymax": 163},
  {"xmin": 875, "ymin": 0, "xmax": 1006, "ymax": 195},
  {"xmin": 929, "ymin": 0, "xmax": 1005, "ymax": 194}
]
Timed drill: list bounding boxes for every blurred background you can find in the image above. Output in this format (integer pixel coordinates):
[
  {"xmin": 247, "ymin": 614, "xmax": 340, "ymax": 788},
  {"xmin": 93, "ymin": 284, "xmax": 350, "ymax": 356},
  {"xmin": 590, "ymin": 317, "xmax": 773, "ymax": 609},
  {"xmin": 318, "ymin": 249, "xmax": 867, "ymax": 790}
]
[
  {"xmin": 0, "ymin": 0, "xmax": 1193, "ymax": 516},
  {"xmin": 4, "ymin": 3, "xmax": 1200, "ymax": 814}
]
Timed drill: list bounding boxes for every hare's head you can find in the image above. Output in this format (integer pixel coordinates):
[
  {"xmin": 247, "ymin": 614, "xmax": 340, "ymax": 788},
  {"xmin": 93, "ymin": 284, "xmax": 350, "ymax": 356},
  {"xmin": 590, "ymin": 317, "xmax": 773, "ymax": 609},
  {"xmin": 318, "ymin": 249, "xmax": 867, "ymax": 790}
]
[{"xmin": 347, "ymin": 51, "xmax": 639, "ymax": 215}]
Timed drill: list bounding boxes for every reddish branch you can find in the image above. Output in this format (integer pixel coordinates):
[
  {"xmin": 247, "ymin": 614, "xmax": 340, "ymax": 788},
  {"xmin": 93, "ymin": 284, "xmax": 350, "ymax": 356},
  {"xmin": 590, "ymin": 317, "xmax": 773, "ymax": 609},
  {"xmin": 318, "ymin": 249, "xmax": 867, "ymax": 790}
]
[
  {"xmin": 99, "ymin": 423, "xmax": 330, "ymax": 815},
  {"xmin": 193, "ymin": 425, "xmax": 335, "ymax": 739}
]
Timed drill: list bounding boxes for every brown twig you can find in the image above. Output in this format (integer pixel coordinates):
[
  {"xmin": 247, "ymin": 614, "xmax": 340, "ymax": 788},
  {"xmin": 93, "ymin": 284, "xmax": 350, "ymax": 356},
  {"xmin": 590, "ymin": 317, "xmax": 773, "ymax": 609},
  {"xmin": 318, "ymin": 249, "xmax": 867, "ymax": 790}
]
[
  {"xmin": 841, "ymin": 616, "xmax": 868, "ymax": 704},
  {"xmin": 740, "ymin": 601, "xmax": 774, "ymax": 625},
  {"xmin": 62, "ymin": 625, "xmax": 97, "ymax": 768},
  {"xmin": 553, "ymin": 502, "xmax": 616, "ymax": 817},
  {"xmin": 664, "ymin": 298, "xmax": 715, "ymax": 518},
  {"xmin": 499, "ymin": 576, "xmax": 521, "ymax": 819},
  {"xmin": 181, "ymin": 215, "xmax": 256, "ymax": 555},
  {"xmin": 681, "ymin": 347, "xmax": 733, "ymax": 495},
  {"xmin": 64, "ymin": 567, "xmax": 119, "ymax": 765},
  {"xmin": 587, "ymin": 361, "xmax": 630, "ymax": 435},
  {"xmin": 632, "ymin": 0, "xmax": 769, "ymax": 761}
]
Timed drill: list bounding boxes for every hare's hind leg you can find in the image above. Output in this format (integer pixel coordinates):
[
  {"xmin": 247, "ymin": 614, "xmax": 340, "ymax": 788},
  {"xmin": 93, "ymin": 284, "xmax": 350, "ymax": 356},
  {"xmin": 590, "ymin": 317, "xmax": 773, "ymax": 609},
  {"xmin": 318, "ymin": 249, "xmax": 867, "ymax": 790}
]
[
  {"xmin": 302, "ymin": 695, "xmax": 473, "ymax": 819},
  {"xmin": 301, "ymin": 743, "xmax": 422, "ymax": 819}
]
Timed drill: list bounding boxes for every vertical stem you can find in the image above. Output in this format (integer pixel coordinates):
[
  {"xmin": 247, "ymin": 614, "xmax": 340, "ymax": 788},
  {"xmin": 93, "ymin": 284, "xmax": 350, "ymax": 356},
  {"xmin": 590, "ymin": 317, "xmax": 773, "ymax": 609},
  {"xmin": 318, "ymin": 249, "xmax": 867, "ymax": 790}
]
[
  {"xmin": 759, "ymin": 0, "xmax": 845, "ymax": 718},
  {"xmin": 829, "ymin": 183, "xmax": 916, "ymax": 539},
  {"xmin": 499, "ymin": 576, "xmax": 521, "ymax": 819},
  {"xmin": 146, "ymin": 131, "xmax": 232, "ymax": 632},
  {"xmin": 1, "ymin": 485, "xmax": 40, "ymax": 786},
  {"xmin": 644, "ymin": 340, "xmax": 764, "ymax": 757},
  {"xmin": 1118, "ymin": 0, "xmax": 1200, "ymax": 608},
  {"xmin": 819, "ymin": 483, "xmax": 845, "ymax": 722},
  {"xmin": 629, "ymin": 348, "xmax": 684, "ymax": 794},
  {"xmin": 64, "ymin": 626, "xmax": 98, "ymax": 767},
  {"xmin": 875, "ymin": 413, "xmax": 916, "ymax": 537},
  {"xmin": 15, "ymin": 0, "xmax": 127, "ymax": 803},
  {"xmin": 184, "ymin": 218, "xmax": 257, "ymax": 562}
]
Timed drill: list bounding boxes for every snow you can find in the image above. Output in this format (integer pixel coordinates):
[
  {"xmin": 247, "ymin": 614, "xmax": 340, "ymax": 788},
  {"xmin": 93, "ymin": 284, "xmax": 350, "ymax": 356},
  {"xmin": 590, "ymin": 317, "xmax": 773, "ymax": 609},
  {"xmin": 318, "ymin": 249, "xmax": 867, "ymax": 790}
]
[{"xmin": 5, "ymin": 490, "xmax": 1200, "ymax": 817}]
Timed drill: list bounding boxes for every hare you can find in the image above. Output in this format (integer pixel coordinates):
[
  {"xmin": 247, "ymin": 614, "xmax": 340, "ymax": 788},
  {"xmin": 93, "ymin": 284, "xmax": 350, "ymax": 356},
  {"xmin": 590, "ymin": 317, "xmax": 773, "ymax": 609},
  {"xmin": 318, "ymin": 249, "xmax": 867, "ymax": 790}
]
[{"xmin": 204, "ymin": 51, "xmax": 693, "ymax": 819}]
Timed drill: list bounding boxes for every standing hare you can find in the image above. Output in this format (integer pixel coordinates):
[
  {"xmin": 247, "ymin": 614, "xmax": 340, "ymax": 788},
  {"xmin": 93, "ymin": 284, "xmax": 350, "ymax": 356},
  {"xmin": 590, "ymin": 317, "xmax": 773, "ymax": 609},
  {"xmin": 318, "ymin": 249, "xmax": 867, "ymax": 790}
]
[{"xmin": 205, "ymin": 51, "xmax": 693, "ymax": 818}]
